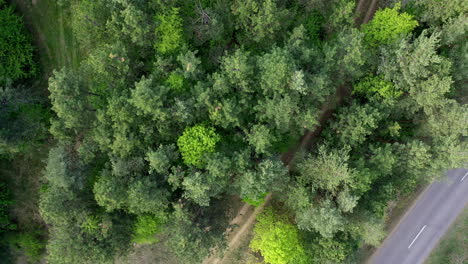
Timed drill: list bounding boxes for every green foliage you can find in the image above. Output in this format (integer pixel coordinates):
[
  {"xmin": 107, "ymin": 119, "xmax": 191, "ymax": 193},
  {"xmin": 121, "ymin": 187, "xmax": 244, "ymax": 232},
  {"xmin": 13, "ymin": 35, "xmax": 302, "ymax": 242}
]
[
  {"xmin": 0, "ymin": 1, "xmax": 36, "ymax": 83},
  {"xmin": 42, "ymin": 159, "xmax": 133, "ymax": 264},
  {"xmin": 231, "ymin": 0, "xmax": 289, "ymax": 43},
  {"xmin": 165, "ymin": 204, "xmax": 224, "ymax": 264},
  {"xmin": 288, "ymin": 146, "xmax": 359, "ymax": 238},
  {"xmin": 127, "ymin": 177, "xmax": 170, "ymax": 214},
  {"xmin": 106, "ymin": 0, "xmax": 153, "ymax": 48},
  {"xmin": 48, "ymin": 68, "xmax": 95, "ymax": 131},
  {"xmin": 329, "ymin": 103, "xmax": 383, "ymax": 147},
  {"xmin": 362, "ymin": 4, "xmax": 418, "ymax": 47},
  {"xmin": 10, "ymin": 231, "xmax": 45, "ymax": 263},
  {"xmin": 355, "ymin": 217, "xmax": 386, "ymax": 247},
  {"xmin": 324, "ymin": 0, "xmax": 355, "ymax": 33},
  {"xmin": 177, "ymin": 124, "xmax": 221, "ymax": 167},
  {"xmin": 0, "ymin": 181, "xmax": 15, "ymax": 233},
  {"xmin": 242, "ymin": 193, "xmax": 267, "ymax": 207},
  {"xmin": 80, "ymin": 215, "xmax": 101, "ymax": 234},
  {"xmin": 297, "ymin": 146, "xmax": 352, "ymax": 193},
  {"xmin": 304, "ymin": 11, "xmax": 325, "ymax": 46},
  {"xmin": 70, "ymin": 0, "xmax": 110, "ymax": 50},
  {"xmin": 237, "ymin": 159, "xmax": 288, "ymax": 205},
  {"xmin": 379, "ymin": 31, "xmax": 453, "ymax": 115},
  {"xmin": 166, "ymin": 72, "xmax": 185, "ymax": 92},
  {"xmin": 32, "ymin": 0, "xmax": 467, "ymax": 262},
  {"xmin": 247, "ymin": 124, "xmax": 275, "ymax": 154},
  {"xmin": 93, "ymin": 169, "xmax": 128, "ymax": 212},
  {"xmin": 250, "ymin": 208, "xmax": 310, "ymax": 264},
  {"xmin": 0, "ymin": 84, "xmax": 49, "ymax": 156},
  {"xmin": 155, "ymin": 7, "xmax": 184, "ymax": 54},
  {"xmin": 44, "ymin": 145, "xmax": 85, "ymax": 191},
  {"xmin": 295, "ymin": 199, "xmax": 346, "ymax": 238},
  {"xmin": 132, "ymin": 214, "xmax": 165, "ymax": 244},
  {"xmin": 414, "ymin": 0, "xmax": 466, "ymax": 25},
  {"xmin": 354, "ymin": 75, "xmax": 401, "ymax": 99},
  {"xmin": 146, "ymin": 144, "xmax": 178, "ymax": 174},
  {"xmin": 307, "ymin": 234, "xmax": 352, "ymax": 263}
]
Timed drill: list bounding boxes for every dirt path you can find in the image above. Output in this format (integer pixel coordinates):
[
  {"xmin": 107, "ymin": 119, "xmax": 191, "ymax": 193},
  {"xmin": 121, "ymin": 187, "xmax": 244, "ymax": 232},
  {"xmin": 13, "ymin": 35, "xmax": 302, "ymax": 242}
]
[
  {"xmin": 355, "ymin": 0, "xmax": 380, "ymax": 25},
  {"xmin": 203, "ymin": 194, "xmax": 272, "ymax": 264},
  {"xmin": 363, "ymin": 0, "xmax": 380, "ymax": 24}
]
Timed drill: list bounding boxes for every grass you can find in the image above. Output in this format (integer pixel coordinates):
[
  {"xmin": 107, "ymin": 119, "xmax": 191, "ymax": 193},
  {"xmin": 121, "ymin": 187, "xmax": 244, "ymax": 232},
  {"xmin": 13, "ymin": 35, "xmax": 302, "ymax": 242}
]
[{"xmin": 426, "ymin": 208, "xmax": 467, "ymax": 264}]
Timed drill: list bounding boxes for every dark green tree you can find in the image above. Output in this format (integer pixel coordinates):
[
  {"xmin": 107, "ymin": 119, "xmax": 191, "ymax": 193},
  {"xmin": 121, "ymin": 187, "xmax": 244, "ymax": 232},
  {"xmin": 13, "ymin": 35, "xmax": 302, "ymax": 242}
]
[{"xmin": 0, "ymin": 0, "xmax": 36, "ymax": 83}]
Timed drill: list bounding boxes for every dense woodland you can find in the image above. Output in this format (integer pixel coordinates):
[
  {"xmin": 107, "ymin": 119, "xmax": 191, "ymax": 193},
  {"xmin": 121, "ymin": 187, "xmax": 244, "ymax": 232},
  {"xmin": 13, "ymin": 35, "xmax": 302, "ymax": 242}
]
[{"xmin": 0, "ymin": 0, "xmax": 467, "ymax": 263}]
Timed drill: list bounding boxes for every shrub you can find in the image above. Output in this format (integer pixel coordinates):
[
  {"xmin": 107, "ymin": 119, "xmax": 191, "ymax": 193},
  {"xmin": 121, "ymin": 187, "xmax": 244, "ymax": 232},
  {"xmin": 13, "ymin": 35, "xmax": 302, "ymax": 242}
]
[
  {"xmin": 354, "ymin": 75, "xmax": 401, "ymax": 99},
  {"xmin": 166, "ymin": 72, "xmax": 185, "ymax": 92},
  {"xmin": 242, "ymin": 193, "xmax": 267, "ymax": 207},
  {"xmin": 155, "ymin": 7, "xmax": 184, "ymax": 54},
  {"xmin": 132, "ymin": 214, "xmax": 165, "ymax": 244},
  {"xmin": 10, "ymin": 231, "xmax": 45, "ymax": 263}
]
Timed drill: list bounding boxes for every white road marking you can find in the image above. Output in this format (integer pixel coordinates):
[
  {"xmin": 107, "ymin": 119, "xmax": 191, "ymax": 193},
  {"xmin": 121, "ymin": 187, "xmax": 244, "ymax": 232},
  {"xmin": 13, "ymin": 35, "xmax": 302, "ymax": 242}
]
[
  {"xmin": 461, "ymin": 172, "xmax": 468, "ymax": 182},
  {"xmin": 408, "ymin": 225, "xmax": 427, "ymax": 249}
]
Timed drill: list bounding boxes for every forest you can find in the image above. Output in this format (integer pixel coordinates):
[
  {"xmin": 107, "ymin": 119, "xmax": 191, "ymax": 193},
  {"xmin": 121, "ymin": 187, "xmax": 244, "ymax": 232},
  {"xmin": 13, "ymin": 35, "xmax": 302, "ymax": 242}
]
[{"xmin": 0, "ymin": 0, "xmax": 466, "ymax": 263}]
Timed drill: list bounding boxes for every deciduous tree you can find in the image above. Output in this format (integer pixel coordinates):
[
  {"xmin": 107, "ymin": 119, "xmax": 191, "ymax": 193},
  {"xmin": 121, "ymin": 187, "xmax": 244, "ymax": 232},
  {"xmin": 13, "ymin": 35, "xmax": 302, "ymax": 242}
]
[
  {"xmin": 362, "ymin": 3, "xmax": 418, "ymax": 47},
  {"xmin": 250, "ymin": 208, "xmax": 310, "ymax": 264}
]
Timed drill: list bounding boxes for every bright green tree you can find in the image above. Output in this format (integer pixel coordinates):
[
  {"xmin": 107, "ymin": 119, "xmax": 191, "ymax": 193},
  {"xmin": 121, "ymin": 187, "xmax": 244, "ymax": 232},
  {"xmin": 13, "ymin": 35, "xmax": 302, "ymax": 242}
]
[
  {"xmin": 177, "ymin": 124, "xmax": 220, "ymax": 167},
  {"xmin": 354, "ymin": 75, "xmax": 401, "ymax": 99},
  {"xmin": 155, "ymin": 7, "xmax": 185, "ymax": 54},
  {"xmin": 132, "ymin": 214, "xmax": 166, "ymax": 244},
  {"xmin": 362, "ymin": 3, "xmax": 418, "ymax": 47},
  {"xmin": 250, "ymin": 208, "xmax": 310, "ymax": 264}
]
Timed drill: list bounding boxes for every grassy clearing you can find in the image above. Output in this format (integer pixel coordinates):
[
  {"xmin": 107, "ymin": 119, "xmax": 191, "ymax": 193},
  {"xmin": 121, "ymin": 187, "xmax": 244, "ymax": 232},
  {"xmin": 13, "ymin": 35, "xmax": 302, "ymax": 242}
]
[{"xmin": 426, "ymin": 208, "xmax": 467, "ymax": 264}]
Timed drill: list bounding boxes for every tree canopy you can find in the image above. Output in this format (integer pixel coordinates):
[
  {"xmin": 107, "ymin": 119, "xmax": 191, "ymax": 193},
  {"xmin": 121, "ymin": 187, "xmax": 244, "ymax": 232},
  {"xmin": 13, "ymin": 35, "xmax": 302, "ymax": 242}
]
[{"xmin": 1, "ymin": 0, "xmax": 466, "ymax": 262}]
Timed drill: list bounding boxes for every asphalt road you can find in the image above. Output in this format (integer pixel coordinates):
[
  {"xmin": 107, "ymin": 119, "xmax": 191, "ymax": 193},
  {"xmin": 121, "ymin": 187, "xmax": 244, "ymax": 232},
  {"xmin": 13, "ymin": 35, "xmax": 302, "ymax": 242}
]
[{"xmin": 369, "ymin": 168, "xmax": 468, "ymax": 264}]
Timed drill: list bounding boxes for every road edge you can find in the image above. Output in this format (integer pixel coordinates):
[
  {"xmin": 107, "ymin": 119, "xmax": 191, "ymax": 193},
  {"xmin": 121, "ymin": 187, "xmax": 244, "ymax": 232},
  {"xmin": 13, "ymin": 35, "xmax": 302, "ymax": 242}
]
[{"xmin": 366, "ymin": 184, "xmax": 431, "ymax": 264}]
